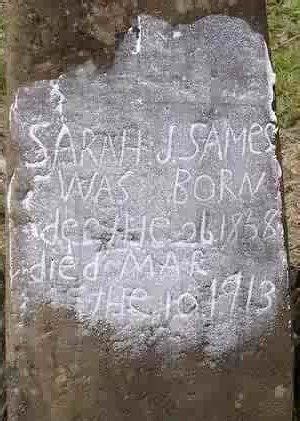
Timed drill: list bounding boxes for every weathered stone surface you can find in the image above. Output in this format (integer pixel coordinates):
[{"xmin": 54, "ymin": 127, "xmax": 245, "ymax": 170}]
[
  {"xmin": 6, "ymin": 2, "xmax": 291, "ymax": 421},
  {"xmin": 5, "ymin": 0, "xmax": 267, "ymax": 91}
]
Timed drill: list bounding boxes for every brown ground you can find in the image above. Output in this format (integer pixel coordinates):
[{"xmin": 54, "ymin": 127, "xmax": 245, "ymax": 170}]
[{"xmin": 282, "ymin": 124, "xmax": 300, "ymax": 270}]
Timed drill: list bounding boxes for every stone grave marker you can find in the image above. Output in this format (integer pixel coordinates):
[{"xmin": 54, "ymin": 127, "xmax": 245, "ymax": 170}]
[{"xmin": 6, "ymin": 1, "xmax": 292, "ymax": 420}]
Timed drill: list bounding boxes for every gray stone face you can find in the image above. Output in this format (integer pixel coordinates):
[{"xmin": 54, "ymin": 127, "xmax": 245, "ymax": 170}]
[
  {"xmin": 7, "ymin": 12, "xmax": 291, "ymax": 421},
  {"xmin": 9, "ymin": 15, "xmax": 287, "ymax": 355}
]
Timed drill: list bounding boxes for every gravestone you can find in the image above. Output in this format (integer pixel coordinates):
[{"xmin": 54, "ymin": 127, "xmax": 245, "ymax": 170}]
[{"xmin": 6, "ymin": 1, "xmax": 292, "ymax": 420}]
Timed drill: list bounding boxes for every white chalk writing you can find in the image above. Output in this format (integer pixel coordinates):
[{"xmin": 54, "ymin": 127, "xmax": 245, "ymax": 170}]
[{"xmin": 20, "ymin": 113, "xmax": 282, "ymax": 329}]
